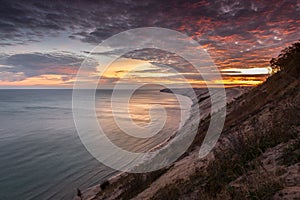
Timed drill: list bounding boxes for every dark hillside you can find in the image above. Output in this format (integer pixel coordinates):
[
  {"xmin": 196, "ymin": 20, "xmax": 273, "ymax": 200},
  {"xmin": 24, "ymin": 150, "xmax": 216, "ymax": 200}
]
[{"xmin": 86, "ymin": 42, "xmax": 300, "ymax": 200}]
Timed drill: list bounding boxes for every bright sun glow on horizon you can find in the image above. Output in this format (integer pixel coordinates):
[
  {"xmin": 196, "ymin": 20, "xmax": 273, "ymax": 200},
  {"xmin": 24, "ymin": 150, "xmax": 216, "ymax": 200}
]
[
  {"xmin": 0, "ymin": 58, "xmax": 271, "ymax": 88},
  {"xmin": 221, "ymin": 67, "xmax": 272, "ymax": 75}
]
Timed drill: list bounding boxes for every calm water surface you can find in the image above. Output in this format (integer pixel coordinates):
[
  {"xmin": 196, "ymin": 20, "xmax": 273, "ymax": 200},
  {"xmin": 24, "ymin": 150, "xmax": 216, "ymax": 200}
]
[{"xmin": 0, "ymin": 89, "xmax": 191, "ymax": 200}]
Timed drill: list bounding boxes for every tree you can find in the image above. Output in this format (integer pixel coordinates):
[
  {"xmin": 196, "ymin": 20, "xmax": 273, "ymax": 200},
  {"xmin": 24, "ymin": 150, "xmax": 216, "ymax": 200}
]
[{"xmin": 270, "ymin": 40, "xmax": 300, "ymax": 73}]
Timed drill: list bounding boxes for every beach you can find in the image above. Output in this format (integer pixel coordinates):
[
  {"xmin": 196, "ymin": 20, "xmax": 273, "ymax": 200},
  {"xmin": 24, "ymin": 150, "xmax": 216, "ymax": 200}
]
[{"xmin": 77, "ymin": 87, "xmax": 247, "ymax": 200}]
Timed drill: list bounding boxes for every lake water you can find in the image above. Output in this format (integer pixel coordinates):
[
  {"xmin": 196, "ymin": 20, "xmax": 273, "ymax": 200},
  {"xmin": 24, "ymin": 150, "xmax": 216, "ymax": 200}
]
[{"xmin": 0, "ymin": 89, "xmax": 191, "ymax": 200}]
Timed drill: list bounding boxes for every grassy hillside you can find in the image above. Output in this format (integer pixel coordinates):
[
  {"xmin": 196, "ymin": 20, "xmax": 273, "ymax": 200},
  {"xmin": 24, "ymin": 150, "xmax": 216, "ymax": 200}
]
[
  {"xmin": 148, "ymin": 42, "xmax": 300, "ymax": 200},
  {"xmin": 87, "ymin": 42, "xmax": 300, "ymax": 200}
]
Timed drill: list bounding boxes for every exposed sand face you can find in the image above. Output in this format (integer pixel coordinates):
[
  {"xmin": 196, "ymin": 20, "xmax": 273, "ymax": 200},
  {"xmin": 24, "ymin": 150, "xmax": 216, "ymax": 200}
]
[
  {"xmin": 76, "ymin": 87, "xmax": 247, "ymax": 200},
  {"xmin": 131, "ymin": 75, "xmax": 300, "ymax": 199},
  {"xmin": 73, "ymin": 90, "xmax": 194, "ymax": 200},
  {"xmin": 131, "ymin": 87, "xmax": 249, "ymax": 199}
]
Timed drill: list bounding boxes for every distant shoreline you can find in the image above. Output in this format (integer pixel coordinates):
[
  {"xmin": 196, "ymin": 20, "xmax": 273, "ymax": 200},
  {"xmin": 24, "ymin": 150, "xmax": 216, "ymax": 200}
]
[
  {"xmin": 75, "ymin": 88, "xmax": 194, "ymax": 200},
  {"xmin": 74, "ymin": 87, "xmax": 250, "ymax": 200}
]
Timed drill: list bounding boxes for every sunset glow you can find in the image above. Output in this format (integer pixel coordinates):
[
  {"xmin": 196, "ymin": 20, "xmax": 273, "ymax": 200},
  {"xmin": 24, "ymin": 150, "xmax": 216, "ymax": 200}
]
[
  {"xmin": 221, "ymin": 67, "xmax": 271, "ymax": 75},
  {"xmin": 0, "ymin": 0, "xmax": 299, "ymax": 88},
  {"xmin": 0, "ymin": 1, "xmax": 299, "ymax": 199}
]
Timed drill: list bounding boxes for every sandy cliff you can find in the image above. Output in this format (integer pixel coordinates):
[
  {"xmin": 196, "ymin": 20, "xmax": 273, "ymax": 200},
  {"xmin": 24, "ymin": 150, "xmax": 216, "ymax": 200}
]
[{"xmin": 80, "ymin": 46, "xmax": 300, "ymax": 200}]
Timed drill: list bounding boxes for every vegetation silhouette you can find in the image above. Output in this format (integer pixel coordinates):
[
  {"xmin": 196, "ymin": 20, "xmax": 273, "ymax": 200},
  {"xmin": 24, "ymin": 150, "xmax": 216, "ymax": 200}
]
[{"xmin": 270, "ymin": 40, "xmax": 300, "ymax": 76}]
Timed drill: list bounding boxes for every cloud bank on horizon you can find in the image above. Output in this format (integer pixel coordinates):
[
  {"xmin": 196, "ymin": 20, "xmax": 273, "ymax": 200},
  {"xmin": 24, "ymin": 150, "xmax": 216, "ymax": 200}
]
[{"xmin": 0, "ymin": 0, "xmax": 299, "ymax": 88}]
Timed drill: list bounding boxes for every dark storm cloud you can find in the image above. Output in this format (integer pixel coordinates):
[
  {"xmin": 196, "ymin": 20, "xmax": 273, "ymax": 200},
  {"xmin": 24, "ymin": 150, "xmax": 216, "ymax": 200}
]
[
  {"xmin": 0, "ymin": 52, "xmax": 97, "ymax": 81},
  {"xmin": 0, "ymin": 0, "xmax": 175, "ymax": 45},
  {"xmin": 0, "ymin": 0, "xmax": 299, "ymax": 77},
  {"xmin": 1, "ymin": 0, "xmax": 299, "ymax": 47}
]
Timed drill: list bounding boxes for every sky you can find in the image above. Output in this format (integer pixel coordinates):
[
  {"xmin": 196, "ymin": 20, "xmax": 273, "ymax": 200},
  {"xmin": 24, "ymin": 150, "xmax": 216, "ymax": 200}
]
[{"xmin": 0, "ymin": 0, "xmax": 299, "ymax": 88}]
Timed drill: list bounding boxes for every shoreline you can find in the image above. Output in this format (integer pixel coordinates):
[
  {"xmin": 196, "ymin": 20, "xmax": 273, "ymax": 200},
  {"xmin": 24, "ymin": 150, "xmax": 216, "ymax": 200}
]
[
  {"xmin": 74, "ymin": 89, "xmax": 195, "ymax": 200},
  {"xmin": 144, "ymin": 89, "xmax": 194, "ymax": 153},
  {"xmin": 75, "ymin": 87, "xmax": 249, "ymax": 200}
]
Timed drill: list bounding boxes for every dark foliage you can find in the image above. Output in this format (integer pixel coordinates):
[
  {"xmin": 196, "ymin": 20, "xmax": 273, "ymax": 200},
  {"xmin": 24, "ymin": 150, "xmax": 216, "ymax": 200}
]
[{"xmin": 270, "ymin": 40, "xmax": 300, "ymax": 74}]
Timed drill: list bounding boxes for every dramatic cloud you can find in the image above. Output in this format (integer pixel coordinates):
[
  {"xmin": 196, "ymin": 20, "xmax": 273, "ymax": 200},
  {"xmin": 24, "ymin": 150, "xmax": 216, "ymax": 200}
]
[
  {"xmin": 0, "ymin": 0, "xmax": 299, "ymax": 87},
  {"xmin": 1, "ymin": 0, "xmax": 299, "ymax": 45},
  {"xmin": 0, "ymin": 52, "xmax": 97, "ymax": 82}
]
